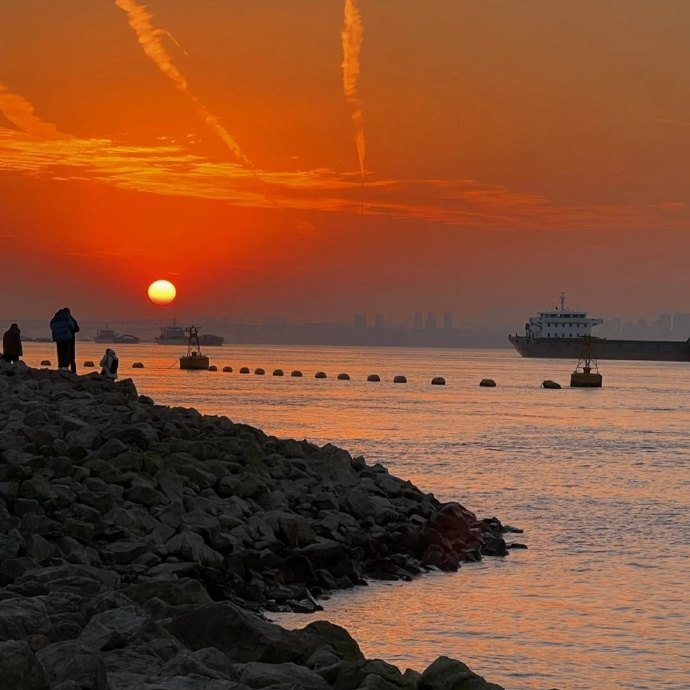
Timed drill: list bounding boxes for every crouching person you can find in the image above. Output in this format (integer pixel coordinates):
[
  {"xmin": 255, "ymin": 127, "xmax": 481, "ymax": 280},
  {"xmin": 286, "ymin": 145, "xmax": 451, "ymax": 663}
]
[
  {"xmin": 99, "ymin": 348, "xmax": 119, "ymax": 379},
  {"xmin": 2, "ymin": 323, "xmax": 22, "ymax": 363}
]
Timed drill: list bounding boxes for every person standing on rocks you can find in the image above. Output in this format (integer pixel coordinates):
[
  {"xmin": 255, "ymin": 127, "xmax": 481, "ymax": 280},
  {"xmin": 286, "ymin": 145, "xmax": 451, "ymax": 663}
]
[
  {"xmin": 1, "ymin": 323, "xmax": 23, "ymax": 363},
  {"xmin": 50, "ymin": 307, "xmax": 80, "ymax": 373}
]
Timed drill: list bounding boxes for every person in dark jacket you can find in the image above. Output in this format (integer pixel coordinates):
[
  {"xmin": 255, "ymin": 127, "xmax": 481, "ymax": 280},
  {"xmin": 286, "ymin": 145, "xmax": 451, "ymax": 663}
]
[
  {"xmin": 1, "ymin": 323, "xmax": 23, "ymax": 363},
  {"xmin": 50, "ymin": 308, "xmax": 80, "ymax": 372}
]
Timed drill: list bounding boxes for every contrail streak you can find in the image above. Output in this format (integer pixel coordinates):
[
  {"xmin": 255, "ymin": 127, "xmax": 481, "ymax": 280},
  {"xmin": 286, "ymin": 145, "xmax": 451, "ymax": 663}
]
[
  {"xmin": 114, "ymin": 0, "xmax": 250, "ymax": 165},
  {"xmin": 342, "ymin": 0, "xmax": 366, "ymax": 178},
  {"xmin": 0, "ymin": 83, "xmax": 70, "ymax": 140}
]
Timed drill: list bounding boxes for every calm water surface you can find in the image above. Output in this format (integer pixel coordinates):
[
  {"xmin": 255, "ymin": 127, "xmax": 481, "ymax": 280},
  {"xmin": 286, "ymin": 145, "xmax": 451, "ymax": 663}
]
[{"xmin": 25, "ymin": 343, "xmax": 690, "ymax": 689}]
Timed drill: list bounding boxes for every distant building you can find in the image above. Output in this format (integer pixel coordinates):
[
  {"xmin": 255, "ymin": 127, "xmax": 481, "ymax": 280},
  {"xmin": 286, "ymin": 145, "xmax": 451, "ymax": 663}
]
[
  {"xmin": 354, "ymin": 313, "xmax": 367, "ymax": 328},
  {"xmin": 374, "ymin": 315, "xmax": 384, "ymax": 329},
  {"xmin": 652, "ymin": 313, "xmax": 672, "ymax": 338},
  {"xmin": 413, "ymin": 312, "xmax": 423, "ymax": 330},
  {"xmin": 424, "ymin": 312, "xmax": 436, "ymax": 330},
  {"xmin": 673, "ymin": 313, "xmax": 690, "ymax": 337},
  {"xmin": 443, "ymin": 313, "xmax": 452, "ymax": 331},
  {"xmin": 600, "ymin": 318, "xmax": 622, "ymax": 338}
]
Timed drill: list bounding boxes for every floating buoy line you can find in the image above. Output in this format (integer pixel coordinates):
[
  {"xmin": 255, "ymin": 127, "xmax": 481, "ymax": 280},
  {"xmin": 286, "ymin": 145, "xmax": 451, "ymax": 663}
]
[
  {"xmin": 60, "ymin": 358, "xmax": 459, "ymax": 385},
  {"xmin": 41, "ymin": 359, "xmax": 593, "ymax": 390}
]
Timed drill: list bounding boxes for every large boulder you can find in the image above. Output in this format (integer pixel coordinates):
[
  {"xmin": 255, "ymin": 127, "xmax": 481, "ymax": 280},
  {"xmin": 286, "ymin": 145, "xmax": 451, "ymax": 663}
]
[
  {"xmin": 0, "ymin": 640, "xmax": 48, "ymax": 690},
  {"xmin": 166, "ymin": 602, "xmax": 303, "ymax": 664},
  {"xmin": 0, "ymin": 597, "xmax": 52, "ymax": 642},
  {"xmin": 239, "ymin": 661, "xmax": 331, "ymax": 689},
  {"xmin": 36, "ymin": 640, "xmax": 108, "ymax": 690},
  {"xmin": 418, "ymin": 655, "xmax": 505, "ymax": 690}
]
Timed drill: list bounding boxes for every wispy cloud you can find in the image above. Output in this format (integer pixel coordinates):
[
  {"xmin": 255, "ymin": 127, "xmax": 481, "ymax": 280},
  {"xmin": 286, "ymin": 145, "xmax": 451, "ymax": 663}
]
[
  {"xmin": 114, "ymin": 0, "xmax": 250, "ymax": 165},
  {"xmin": 655, "ymin": 117, "xmax": 690, "ymax": 127},
  {"xmin": 2, "ymin": 122, "xmax": 678, "ymax": 232},
  {"xmin": 1, "ymin": 82, "xmax": 683, "ymax": 234},
  {"xmin": 0, "ymin": 83, "xmax": 71, "ymax": 140},
  {"xmin": 342, "ymin": 0, "xmax": 366, "ymax": 178}
]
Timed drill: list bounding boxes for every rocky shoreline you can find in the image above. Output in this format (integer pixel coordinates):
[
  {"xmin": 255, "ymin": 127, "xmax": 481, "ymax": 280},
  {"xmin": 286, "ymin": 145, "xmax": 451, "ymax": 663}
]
[{"xmin": 0, "ymin": 362, "xmax": 523, "ymax": 689}]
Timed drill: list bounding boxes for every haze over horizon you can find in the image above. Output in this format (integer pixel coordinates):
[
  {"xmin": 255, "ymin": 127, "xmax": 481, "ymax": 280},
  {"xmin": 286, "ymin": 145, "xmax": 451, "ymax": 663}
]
[{"xmin": 2, "ymin": 1, "xmax": 690, "ymax": 325}]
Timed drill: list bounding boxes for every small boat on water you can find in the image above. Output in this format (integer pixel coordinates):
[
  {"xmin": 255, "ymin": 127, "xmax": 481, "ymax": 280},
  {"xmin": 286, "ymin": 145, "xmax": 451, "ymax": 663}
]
[
  {"xmin": 94, "ymin": 328, "xmax": 140, "ymax": 344},
  {"xmin": 570, "ymin": 336, "xmax": 603, "ymax": 388},
  {"xmin": 179, "ymin": 325, "xmax": 210, "ymax": 370}
]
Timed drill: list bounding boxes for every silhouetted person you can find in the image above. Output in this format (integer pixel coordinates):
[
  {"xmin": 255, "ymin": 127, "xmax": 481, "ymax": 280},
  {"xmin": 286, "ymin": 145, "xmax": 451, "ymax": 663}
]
[
  {"xmin": 50, "ymin": 307, "xmax": 80, "ymax": 373},
  {"xmin": 99, "ymin": 348, "xmax": 119, "ymax": 379},
  {"xmin": 1, "ymin": 323, "xmax": 23, "ymax": 363}
]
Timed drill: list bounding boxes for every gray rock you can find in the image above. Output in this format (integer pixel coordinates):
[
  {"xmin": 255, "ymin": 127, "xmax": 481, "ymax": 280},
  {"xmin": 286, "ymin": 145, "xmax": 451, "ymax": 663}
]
[
  {"xmin": 0, "ymin": 481, "xmax": 19, "ymax": 501},
  {"xmin": 101, "ymin": 541, "xmax": 149, "ymax": 565},
  {"xmin": 155, "ymin": 469, "xmax": 185, "ymax": 504},
  {"xmin": 126, "ymin": 578, "xmax": 212, "ymax": 607},
  {"xmin": 295, "ymin": 620, "xmax": 364, "ymax": 664},
  {"xmin": 264, "ymin": 511, "xmax": 318, "ymax": 547},
  {"xmin": 111, "ymin": 677, "xmax": 239, "ymax": 690},
  {"xmin": 126, "ymin": 481, "xmax": 168, "ymax": 507},
  {"xmin": 0, "ymin": 596, "xmax": 52, "ymax": 642},
  {"xmin": 19, "ymin": 476, "xmax": 57, "ymax": 503},
  {"xmin": 240, "ymin": 661, "xmax": 331, "ymax": 689},
  {"xmin": 0, "ymin": 640, "xmax": 48, "ymax": 690},
  {"xmin": 0, "ymin": 529, "xmax": 24, "ymax": 560},
  {"xmin": 36, "ymin": 640, "xmax": 107, "ymax": 690},
  {"xmin": 418, "ymin": 655, "xmax": 505, "ymax": 690},
  {"xmin": 166, "ymin": 602, "xmax": 303, "ymax": 664},
  {"xmin": 79, "ymin": 605, "xmax": 149, "ymax": 651},
  {"xmin": 192, "ymin": 647, "xmax": 241, "ymax": 680},
  {"xmin": 98, "ymin": 437, "xmax": 130, "ymax": 460},
  {"xmin": 165, "ymin": 532, "xmax": 224, "ymax": 568},
  {"xmin": 160, "ymin": 649, "xmax": 229, "ymax": 681}
]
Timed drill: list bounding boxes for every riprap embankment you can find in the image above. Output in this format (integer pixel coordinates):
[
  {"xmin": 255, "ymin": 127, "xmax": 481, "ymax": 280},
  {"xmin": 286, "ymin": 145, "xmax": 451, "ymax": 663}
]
[{"xmin": 0, "ymin": 362, "xmax": 518, "ymax": 689}]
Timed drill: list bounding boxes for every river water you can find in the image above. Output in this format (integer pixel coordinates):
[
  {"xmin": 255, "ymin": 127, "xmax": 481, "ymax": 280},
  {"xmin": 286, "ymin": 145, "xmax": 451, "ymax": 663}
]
[{"xmin": 23, "ymin": 342, "xmax": 690, "ymax": 689}]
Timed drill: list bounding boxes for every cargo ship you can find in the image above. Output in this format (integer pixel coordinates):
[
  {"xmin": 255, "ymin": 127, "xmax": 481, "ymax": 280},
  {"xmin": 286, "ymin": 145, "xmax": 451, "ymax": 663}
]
[{"xmin": 508, "ymin": 294, "xmax": 690, "ymax": 362}]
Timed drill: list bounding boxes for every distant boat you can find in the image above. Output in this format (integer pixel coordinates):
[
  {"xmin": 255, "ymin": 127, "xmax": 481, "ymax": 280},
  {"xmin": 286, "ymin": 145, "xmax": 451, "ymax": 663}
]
[
  {"xmin": 198, "ymin": 333, "xmax": 224, "ymax": 346},
  {"xmin": 154, "ymin": 324, "xmax": 187, "ymax": 345},
  {"xmin": 156, "ymin": 322, "xmax": 223, "ymax": 346},
  {"xmin": 179, "ymin": 325, "xmax": 210, "ymax": 370},
  {"xmin": 94, "ymin": 328, "xmax": 140, "ymax": 344}
]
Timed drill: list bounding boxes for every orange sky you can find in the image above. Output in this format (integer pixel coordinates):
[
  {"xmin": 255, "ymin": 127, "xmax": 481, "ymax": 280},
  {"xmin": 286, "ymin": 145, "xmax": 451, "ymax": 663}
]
[{"xmin": 2, "ymin": 0, "xmax": 690, "ymax": 325}]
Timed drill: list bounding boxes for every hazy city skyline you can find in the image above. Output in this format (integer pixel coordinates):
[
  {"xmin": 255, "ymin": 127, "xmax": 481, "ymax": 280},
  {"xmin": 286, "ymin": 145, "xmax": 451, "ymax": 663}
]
[{"xmin": 8, "ymin": 305, "xmax": 690, "ymax": 350}]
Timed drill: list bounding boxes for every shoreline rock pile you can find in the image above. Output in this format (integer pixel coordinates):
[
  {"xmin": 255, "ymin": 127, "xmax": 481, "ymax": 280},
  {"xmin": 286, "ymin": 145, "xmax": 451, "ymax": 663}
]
[{"xmin": 0, "ymin": 362, "xmax": 520, "ymax": 689}]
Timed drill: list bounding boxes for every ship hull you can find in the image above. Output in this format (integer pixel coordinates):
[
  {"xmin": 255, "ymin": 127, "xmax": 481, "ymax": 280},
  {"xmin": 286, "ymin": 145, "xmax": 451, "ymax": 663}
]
[
  {"xmin": 508, "ymin": 335, "xmax": 690, "ymax": 362},
  {"xmin": 155, "ymin": 337, "xmax": 187, "ymax": 345},
  {"xmin": 199, "ymin": 335, "xmax": 223, "ymax": 346}
]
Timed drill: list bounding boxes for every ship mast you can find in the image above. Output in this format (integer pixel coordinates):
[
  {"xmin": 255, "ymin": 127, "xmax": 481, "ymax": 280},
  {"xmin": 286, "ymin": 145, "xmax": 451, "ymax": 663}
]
[{"xmin": 560, "ymin": 292, "xmax": 566, "ymax": 312}]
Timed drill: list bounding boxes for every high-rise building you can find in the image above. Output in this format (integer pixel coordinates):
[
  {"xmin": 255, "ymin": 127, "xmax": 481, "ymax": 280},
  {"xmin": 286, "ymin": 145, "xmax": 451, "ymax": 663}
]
[
  {"xmin": 354, "ymin": 314, "xmax": 367, "ymax": 328},
  {"xmin": 424, "ymin": 312, "xmax": 437, "ymax": 330},
  {"xmin": 673, "ymin": 313, "xmax": 690, "ymax": 337},
  {"xmin": 413, "ymin": 312, "xmax": 423, "ymax": 330},
  {"xmin": 443, "ymin": 313, "xmax": 452, "ymax": 331},
  {"xmin": 653, "ymin": 313, "xmax": 672, "ymax": 337}
]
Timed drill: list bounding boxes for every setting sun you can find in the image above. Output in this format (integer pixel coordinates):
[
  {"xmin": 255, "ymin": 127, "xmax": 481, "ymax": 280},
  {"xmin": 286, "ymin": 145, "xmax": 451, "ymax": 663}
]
[{"xmin": 147, "ymin": 279, "xmax": 177, "ymax": 305}]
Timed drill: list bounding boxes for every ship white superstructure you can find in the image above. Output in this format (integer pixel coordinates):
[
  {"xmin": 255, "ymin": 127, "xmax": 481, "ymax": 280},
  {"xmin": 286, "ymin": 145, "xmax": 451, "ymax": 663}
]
[{"xmin": 524, "ymin": 293, "xmax": 603, "ymax": 339}]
